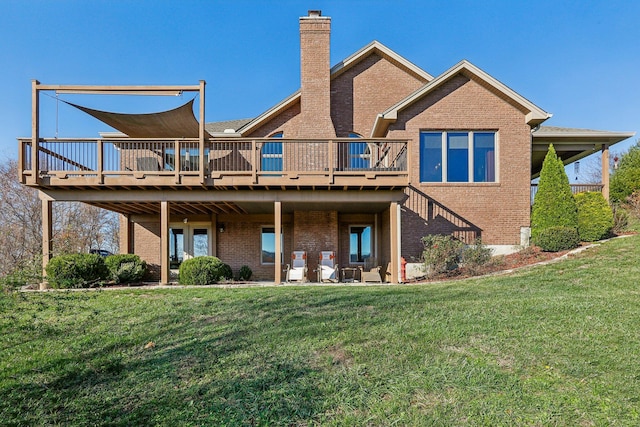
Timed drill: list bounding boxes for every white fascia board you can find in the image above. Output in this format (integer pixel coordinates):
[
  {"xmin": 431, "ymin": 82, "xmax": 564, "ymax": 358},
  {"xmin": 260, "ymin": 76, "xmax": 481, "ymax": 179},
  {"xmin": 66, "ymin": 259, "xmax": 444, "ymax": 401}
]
[
  {"xmin": 375, "ymin": 60, "xmax": 552, "ymax": 137},
  {"xmin": 237, "ymin": 91, "xmax": 301, "ymax": 136}
]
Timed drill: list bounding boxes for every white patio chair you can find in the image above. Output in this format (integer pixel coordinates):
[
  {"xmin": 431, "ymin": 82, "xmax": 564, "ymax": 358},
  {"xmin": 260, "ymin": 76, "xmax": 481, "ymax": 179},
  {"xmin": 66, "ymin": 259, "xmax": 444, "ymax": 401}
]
[
  {"xmin": 285, "ymin": 251, "xmax": 308, "ymax": 282},
  {"xmin": 316, "ymin": 251, "xmax": 339, "ymax": 282}
]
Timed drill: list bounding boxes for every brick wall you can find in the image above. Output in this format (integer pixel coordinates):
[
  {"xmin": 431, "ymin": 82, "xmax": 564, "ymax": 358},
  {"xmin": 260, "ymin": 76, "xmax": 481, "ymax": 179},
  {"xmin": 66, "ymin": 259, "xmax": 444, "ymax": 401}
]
[
  {"xmin": 293, "ymin": 210, "xmax": 338, "ymax": 275},
  {"xmin": 387, "ymin": 73, "xmax": 532, "ymax": 258},
  {"xmin": 298, "ymin": 14, "xmax": 335, "ymax": 139},
  {"xmin": 133, "ymin": 221, "xmax": 161, "ymax": 280},
  {"xmin": 331, "ymin": 52, "xmax": 426, "ymax": 137}
]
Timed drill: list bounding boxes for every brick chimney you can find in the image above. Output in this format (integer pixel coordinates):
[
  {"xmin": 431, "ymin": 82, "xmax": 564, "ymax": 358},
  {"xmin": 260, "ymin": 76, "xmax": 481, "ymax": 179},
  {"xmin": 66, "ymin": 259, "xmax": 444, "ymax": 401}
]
[{"xmin": 298, "ymin": 10, "xmax": 336, "ymax": 138}]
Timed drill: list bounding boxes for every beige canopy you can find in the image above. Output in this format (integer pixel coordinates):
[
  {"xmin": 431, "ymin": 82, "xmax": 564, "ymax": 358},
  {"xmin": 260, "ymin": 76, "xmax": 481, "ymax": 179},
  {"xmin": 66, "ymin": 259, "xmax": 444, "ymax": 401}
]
[{"xmin": 65, "ymin": 98, "xmax": 210, "ymax": 138}]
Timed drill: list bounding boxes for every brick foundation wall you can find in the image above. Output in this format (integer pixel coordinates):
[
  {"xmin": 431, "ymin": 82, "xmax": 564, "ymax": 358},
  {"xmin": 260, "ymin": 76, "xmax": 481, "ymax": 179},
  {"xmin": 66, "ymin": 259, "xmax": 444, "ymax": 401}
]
[{"xmin": 293, "ymin": 210, "xmax": 338, "ymax": 275}]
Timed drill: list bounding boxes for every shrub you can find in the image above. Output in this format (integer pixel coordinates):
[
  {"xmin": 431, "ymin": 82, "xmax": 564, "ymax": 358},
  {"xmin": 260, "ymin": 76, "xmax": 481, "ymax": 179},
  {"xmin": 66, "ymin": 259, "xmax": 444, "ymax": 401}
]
[
  {"xmin": 421, "ymin": 234, "xmax": 463, "ymax": 277},
  {"xmin": 179, "ymin": 256, "xmax": 225, "ymax": 285},
  {"xmin": 0, "ymin": 256, "xmax": 42, "ymax": 290},
  {"xmin": 611, "ymin": 203, "xmax": 630, "ymax": 234},
  {"xmin": 533, "ymin": 226, "xmax": 580, "ymax": 252},
  {"xmin": 219, "ymin": 263, "xmax": 233, "ymax": 281},
  {"xmin": 105, "ymin": 254, "xmax": 147, "ymax": 284},
  {"xmin": 238, "ymin": 265, "xmax": 253, "ymax": 281},
  {"xmin": 45, "ymin": 253, "xmax": 109, "ymax": 288},
  {"xmin": 610, "ymin": 144, "xmax": 640, "ymax": 203},
  {"xmin": 460, "ymin": 239, "xmax": 492, "ymax": 274},
  {"xmin": 531, "ymin": 144, "xmax": 578, "ymax": 239},
  {"xmin": 575, "ymin": 192, "xmax": 614, "ymax": 241}
]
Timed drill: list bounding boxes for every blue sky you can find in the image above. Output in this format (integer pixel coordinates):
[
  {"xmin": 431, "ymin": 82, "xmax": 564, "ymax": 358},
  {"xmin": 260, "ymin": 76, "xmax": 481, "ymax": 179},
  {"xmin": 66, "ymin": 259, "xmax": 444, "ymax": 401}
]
[{"xmin": 1, "ymin": 0, "xmax": 638, "ymax": 176}]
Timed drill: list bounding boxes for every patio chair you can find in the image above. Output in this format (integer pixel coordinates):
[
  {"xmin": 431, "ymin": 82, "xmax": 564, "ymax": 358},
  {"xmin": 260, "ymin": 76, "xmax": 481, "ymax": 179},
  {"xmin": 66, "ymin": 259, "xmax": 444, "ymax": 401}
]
[
  {"xmin": 360, "ymin": 257, "xmax": 382, "ymax": 283},
  {"xmin": 136, "ymin": 156, "xmax": 161, "ymax": 171},
  {"xmin": 316, "ymin": 251, "xmax": 339, "ymax": 282},
  {"xmin": 285, "ymin": 251, "xmax": 308, "ymax": 283}
]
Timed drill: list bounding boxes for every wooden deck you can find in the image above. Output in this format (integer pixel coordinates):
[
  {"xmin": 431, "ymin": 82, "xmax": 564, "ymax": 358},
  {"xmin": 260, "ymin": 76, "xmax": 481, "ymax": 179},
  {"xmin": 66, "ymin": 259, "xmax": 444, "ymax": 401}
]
[{"xmin": 19, "ymin": 137, "xmax": 410, "ymax": 190}]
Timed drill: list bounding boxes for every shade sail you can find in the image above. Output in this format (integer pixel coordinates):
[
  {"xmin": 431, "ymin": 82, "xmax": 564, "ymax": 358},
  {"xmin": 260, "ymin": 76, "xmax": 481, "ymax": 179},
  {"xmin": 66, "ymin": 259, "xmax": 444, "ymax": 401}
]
[{"xmin": 65, "ymin": 98, "xmax": 210, "ymax": 138}]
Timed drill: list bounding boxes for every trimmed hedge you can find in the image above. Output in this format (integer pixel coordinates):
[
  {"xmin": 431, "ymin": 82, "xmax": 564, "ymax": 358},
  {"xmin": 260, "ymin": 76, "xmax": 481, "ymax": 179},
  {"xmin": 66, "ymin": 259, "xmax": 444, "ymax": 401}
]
[
  {"xmin": 45, "ymin": 253, "xmax": 109, "ymax": 288},
  {"xmin": 575, "ymin": 192, "xmax": 614, "ymax": 242},
  {"xmin": 531, "ymin": 144, "xmax": 578, "ymax": 239},
  {"xmin": 179, "ymin": 256, "xmax": 225, "ymax": 285},
  {"xmin": 533, "ymin": 226, "xmax": 580, "ymax": 252},
  {"xmin": 105, "ymin": 254, "xmax": 147, "ymax": 284}
]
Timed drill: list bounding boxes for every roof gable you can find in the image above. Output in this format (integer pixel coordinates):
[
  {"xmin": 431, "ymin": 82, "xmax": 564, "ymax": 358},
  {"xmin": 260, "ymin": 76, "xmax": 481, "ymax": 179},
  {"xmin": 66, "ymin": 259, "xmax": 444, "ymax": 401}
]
[
  {"xmin": 371, "ymin": 60, "xmax": 551, "ymax": 137},
  {"xmin": 238, "ymin": 41, "xmax": 433, "ymax": 136},
  {"xmin": 330, "ymin": 41, "xmax": 433, "ymax": 83}
]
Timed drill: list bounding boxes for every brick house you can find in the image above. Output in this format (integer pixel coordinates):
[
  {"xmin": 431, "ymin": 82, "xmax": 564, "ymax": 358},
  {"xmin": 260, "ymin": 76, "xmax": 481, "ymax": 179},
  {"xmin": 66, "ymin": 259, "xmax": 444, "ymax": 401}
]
[{"xmin": 19, "ymin": 11, "xmax": 633, "ymax": 286}]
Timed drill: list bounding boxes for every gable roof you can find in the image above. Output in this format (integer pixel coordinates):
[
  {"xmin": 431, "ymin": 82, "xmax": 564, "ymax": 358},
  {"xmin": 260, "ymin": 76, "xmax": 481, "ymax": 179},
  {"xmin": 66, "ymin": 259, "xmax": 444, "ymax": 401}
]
[
  {"xmin": 371, "ymin": 60, "xmax": 551, "ymax": 137},
  {"xmin": 236, "ymin": 41, "xmax": 433, "ymax": 136},
  {"xmin": 330, "ymin": 40, "xmax": 433, "ymax": 82}
]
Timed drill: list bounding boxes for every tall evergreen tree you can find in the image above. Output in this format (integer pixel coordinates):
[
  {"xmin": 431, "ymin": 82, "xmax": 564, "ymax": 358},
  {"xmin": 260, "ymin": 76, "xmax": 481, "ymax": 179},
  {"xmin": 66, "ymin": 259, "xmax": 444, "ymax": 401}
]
[{"xmin": 531, "ymin": 144, "xmax": 578, "ymax": 239}]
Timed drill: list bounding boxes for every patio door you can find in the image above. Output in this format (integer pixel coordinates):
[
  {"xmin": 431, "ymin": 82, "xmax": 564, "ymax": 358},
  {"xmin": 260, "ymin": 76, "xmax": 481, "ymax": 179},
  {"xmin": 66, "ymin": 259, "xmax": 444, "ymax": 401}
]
[{"xmin": 169, "ymin": 224, "xmax": 212, "ymax": 268}]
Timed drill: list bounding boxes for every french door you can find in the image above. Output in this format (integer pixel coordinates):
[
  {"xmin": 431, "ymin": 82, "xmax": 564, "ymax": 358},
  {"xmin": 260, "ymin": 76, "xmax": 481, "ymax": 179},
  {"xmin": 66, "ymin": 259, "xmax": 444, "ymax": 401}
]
[{"xmin": 169, "ymin": 224, "xmax": 212, "ymax": 268}]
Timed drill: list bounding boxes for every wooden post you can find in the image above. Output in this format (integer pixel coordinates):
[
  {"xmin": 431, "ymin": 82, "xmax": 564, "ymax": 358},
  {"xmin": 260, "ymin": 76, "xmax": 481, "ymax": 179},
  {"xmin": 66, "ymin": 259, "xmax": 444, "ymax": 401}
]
[
  {"xmin": 31, "ymin": 80, "xmax": 40, "ymax": 185},
  {"xmin": 274, "ymin": 201, "xmax": 282, "ymax": 284},
  {"xmin": 389, "ymin": 202, "xmax": 400, "ymax": 284},
  {"xmin": 602, "ymin": 144, "xmax": 610, "ymax": 202},
  {"xmin": 41, "ymin": 197, "xmax": 52, "ymax": 290},
  {"xmin": 199, "ymin": 80, "xmax": 206, "ymax": 184},
  {"xmin": 120, "ymin": 214, "xmax": 133, "ymax": 254},
  {"xmin": 161, "ymin": 201, "xmax": 170, "ymax": 284}
]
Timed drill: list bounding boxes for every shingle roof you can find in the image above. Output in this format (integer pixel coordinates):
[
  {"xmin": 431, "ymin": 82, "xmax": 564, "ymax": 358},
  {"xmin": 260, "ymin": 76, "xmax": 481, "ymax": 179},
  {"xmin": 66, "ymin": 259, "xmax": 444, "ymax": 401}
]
[{"xmin": 205, "ymin": 118, "xmax": 253, "ymax": 134}]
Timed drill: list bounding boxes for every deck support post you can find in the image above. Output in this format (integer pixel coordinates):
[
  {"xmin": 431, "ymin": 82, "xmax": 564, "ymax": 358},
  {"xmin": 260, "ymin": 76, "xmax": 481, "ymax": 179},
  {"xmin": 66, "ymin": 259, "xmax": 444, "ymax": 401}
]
[
  {"xmin": 161, "ymin": 201, "xmax": 170, "ymax": 284},
  {"xmin": 602, "ymin": 144, "xmax": 610, "ymax": 202},
  {"xmin": 274, "ymin": 201, "xmax": 282, "ymax": 284},
  {"xmin": 31, "ymin": 80, "xmax": 40, "ymax": 185},
  {"xmin": 41, "ymin": 197, "xmax": 52, "ymax": 290},
  {"xmin": 389, "ymin": 202, "xmax": 400, "ymax": 284}
]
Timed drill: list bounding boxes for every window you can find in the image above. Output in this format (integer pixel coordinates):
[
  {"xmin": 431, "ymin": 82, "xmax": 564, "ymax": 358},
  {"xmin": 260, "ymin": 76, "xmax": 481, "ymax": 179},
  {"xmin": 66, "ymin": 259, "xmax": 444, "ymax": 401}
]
[
  {"xmin": 261, "ymin": 226, "xmax": 283, "ymax": 264},
  {"xmin": 349, "ymin": 225, "xmax": 372, "ymax": 263},
  {"xmin": 262, "ymin": 132, "xmax": 283, "ymax": 172},
  {"xmin": 348, "ymin": 132, "xmax": 370, "ymax": 169},
  {"xmin": 420, "ymin": 131, "xmax": 495, "ymax": 183}
]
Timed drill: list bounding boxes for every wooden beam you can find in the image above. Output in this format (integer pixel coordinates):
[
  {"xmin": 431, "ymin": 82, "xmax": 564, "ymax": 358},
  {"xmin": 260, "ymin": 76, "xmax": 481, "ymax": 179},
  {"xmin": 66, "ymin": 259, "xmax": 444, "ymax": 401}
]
[
  {"xmin": 160, "ymin": 201, "xmax": 170, "ymax": 284},
  {"xmin": 602, "ymin": 144, "xmax": 610, "ymax": 202},
  {"xmin": 274, "ymin": 201, "xmax": 282, "ymax": 284},
  {"xmin": 389, "ymin": 202, "xmax": 399, "ymax": 284},
  {"xmin": 41, "ymin": 197, "xmax": 52, "ymax": 290}
]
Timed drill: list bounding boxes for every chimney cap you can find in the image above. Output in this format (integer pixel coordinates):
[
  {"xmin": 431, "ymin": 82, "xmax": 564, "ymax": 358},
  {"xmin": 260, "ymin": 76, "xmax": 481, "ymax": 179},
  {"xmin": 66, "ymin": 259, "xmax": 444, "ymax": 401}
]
[{"xmin": 308, "ymin": 10, "xmax": 322, "ymax": 17}]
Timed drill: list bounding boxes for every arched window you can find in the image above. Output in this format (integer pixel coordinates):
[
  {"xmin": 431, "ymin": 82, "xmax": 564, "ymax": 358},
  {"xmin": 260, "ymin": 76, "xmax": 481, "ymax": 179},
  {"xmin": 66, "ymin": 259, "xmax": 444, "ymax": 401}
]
[{"xmin": 262, "ymin": 131, "xmax": 283, "ymax": 172}]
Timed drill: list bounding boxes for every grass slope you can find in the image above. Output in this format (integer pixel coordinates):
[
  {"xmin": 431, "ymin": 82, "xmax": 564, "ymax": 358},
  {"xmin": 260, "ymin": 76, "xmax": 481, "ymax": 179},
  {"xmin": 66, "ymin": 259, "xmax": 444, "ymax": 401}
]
[{"xmin": 2, "ymin": 236, "xmax": 640, "ymax": 426}]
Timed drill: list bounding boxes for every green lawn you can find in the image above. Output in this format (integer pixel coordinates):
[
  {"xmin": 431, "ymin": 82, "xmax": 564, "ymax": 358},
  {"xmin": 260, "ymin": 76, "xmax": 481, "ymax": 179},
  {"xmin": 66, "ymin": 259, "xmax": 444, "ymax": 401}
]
[{"xmin": 2, "ymin": 236, "xmax": 640, "ymax": 426}]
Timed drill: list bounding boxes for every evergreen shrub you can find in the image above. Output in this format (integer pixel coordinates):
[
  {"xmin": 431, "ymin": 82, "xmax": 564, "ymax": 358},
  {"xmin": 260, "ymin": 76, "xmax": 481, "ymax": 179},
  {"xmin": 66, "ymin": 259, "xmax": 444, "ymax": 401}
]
[
  {"xmin": 531, "ymin": 144, "xmax": 578, "ymax": 239},
  {"xmin": 219, "ymin": 263, "xmax": 233, "ymax": 281},
  {"xmin": 575, "ymin": 192, "xmax": 614, "ymax": 241},
  {"xmin": 179, "ymin": 256, "xmax": 225, "ymax": 285},
  {"xmin": 45, "ymin": 253, "xmax": 109, "ymax": 288},
  {"xmin": 238, "ymin": 265, "xmax": 253, "ymax": 281},
  {"xmin": 533, "ymin": 226, "xmax": 580, "ymax": 252},
  {"xmin": 105, "ymin": 254, "xmax": 147, "ymax": 284}
]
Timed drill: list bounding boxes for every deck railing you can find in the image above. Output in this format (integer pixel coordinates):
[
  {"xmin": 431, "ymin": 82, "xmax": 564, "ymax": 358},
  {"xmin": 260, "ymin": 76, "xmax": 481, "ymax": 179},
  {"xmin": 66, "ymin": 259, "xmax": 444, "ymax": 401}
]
[
  {"xmin": 530, "ymin": 183, "xmax": 604, "ymax": 204},
  {"xmin": 19, "ymin": 137, "xmax": 409, "ymax": 187}
]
